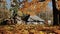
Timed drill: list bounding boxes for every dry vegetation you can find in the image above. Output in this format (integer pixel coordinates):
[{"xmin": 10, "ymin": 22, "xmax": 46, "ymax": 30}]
[
  {"xmin": 0, "ymin": 24, "xmax": 60, "ymax": 34},
  {"xmin": 0, "ymin": 8, "xmax": 10, "ymax": 23}
]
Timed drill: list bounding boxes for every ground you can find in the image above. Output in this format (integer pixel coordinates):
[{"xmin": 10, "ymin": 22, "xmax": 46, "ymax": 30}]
[{"xmin": 0, "ymin": 24, "xmax": 60, "ymax": 34}]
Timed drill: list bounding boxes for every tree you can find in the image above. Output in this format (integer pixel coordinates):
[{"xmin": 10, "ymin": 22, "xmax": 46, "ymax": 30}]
[
  {"xmin": 0, "ymin": 0, "xmax": 11, "ymax": 24},
  {"xmin": 52, "ymin": 0, "xmax": 60, "ymax": 25},
  {"xmin": 10, "ymin": 0, "xmax": 19, "ymax": 24}
]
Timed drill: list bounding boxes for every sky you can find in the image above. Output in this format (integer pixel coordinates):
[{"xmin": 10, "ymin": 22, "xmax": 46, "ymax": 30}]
[
  {"xmin": 6, "ymin": 0, "xmax": 11, "ymax": 10},
  {"xmin": 48, "ymin": 1, "xmax": 53, "ymax": 9},
  {"xmin": 6, "ymin": 0, "xmax": 52, "ymax": 10}
]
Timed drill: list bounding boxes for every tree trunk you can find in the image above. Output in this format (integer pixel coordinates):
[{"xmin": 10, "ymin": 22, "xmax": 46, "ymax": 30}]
[
  {"xmin": 58, "ymin": 11, "xmax": 60, "ymax": 25},
  {"xmin": 52, "ymin": 0, "xmax": 59, "ymax": 25}
]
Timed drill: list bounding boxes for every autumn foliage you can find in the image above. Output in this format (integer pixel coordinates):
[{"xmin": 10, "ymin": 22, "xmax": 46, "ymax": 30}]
[
  {"xmin": 19, "ymin": 0, "xmax": 50, "ymax": 16},
  {"xmin": 0, "ymin": 24, "xmax": 60, "ymax": 34}
]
